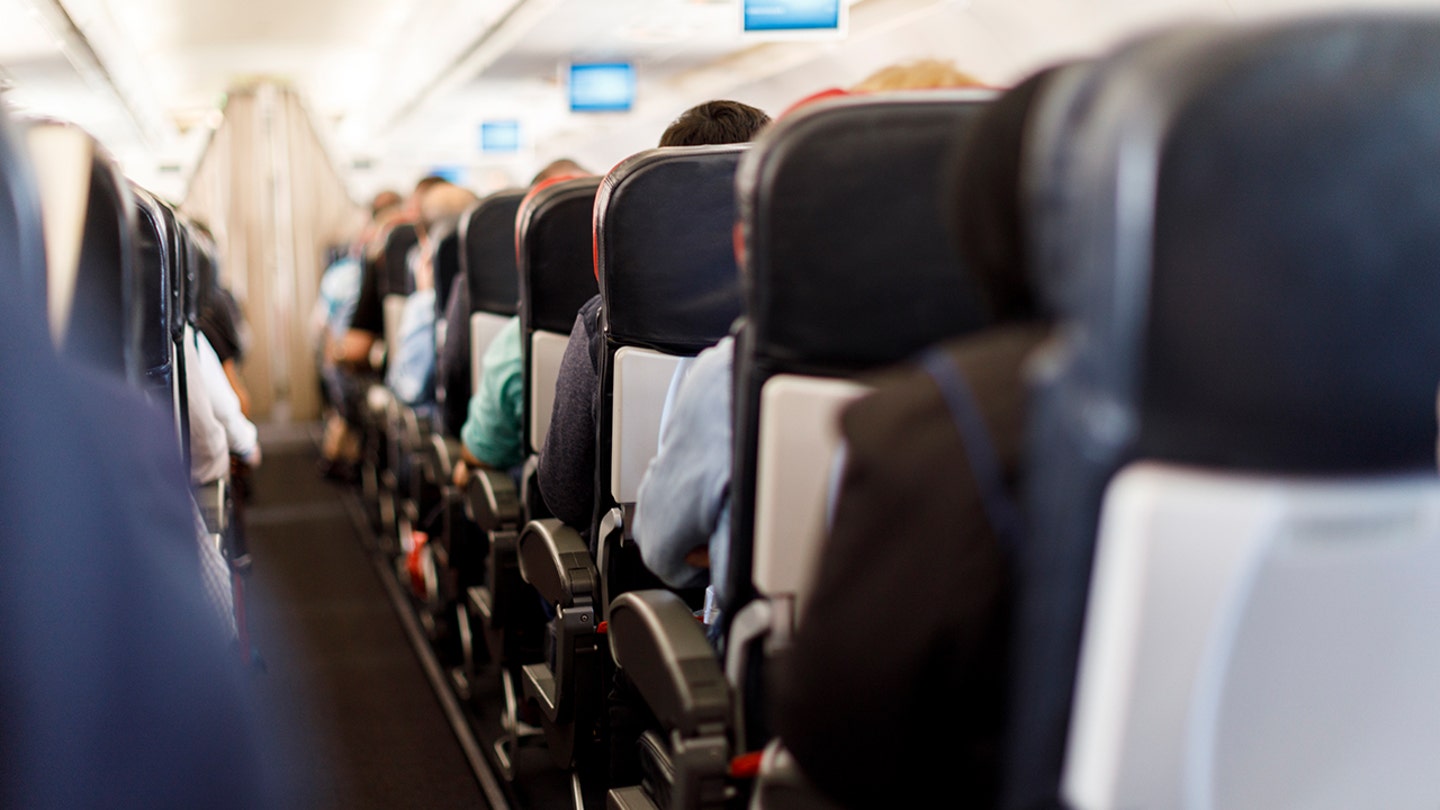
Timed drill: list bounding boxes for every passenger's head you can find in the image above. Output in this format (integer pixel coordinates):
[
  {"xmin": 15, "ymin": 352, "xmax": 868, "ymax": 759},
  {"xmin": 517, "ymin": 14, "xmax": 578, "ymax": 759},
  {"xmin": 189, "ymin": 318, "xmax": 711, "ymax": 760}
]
[
  {"xmin": 404, "ymin": 173, "xmax": 449, "ymax": 219},
  {"xmin": 363, "ymin": 205, "xmax": 409, "ymax": 262},
  {"xmin": 531, "ymin": 158, "xmax": 589, "ymax": 187},
  {"xmin": 415, "ymin": 182, "xmax": 479, "ymax": 290},
  {"xmin": 658, "ymin": 99, "xmax": 772, "ymax": 147},
  {"xmin": 417, "ymin": 181, "xmax": 477, "ymax": 242},
  {"xmin": 370, "ymin": 189, "xmax": 403, "ymax": 219},
  {"xmin": 948, "ymin": 65, "xmax": 1062, "ymax": 323},
  {"xmin": 852, "ymin": 58, "xmax": 985, "ymax": 93},
  {"xmin": 779, "ymin": 58, "xmax": 984, "ymax": 120}
]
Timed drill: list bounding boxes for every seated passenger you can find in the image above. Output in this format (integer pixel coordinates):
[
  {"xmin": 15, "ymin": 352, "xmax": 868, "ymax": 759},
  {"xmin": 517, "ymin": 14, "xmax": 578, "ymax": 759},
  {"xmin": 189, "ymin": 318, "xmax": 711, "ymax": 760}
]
[
  {"xmin": 186, "ymin": 331, "xmax": 250, "ymax": 489},
  {"xmin": 384, "ymin": 180, "xmax": 480, "ymax": 416},
  {"xmin": 535, "ymin": 99, "xmax": 773, "ymax": 532},
  {"xmin": 191, "ymin": 220, "xmax": 255, "ymax": 418},
  {"xmin": 197, "ymin": 330, "xmax": 261, "ymax": 471},
  {"xmin": 327, "ymin": 176, "xmax": 445, "ymax": 410},
  {"xmin": 316, "ymin": 193, "xmax": 405, "ymax": 479},
  {"xmin": 770, "ymin": 65, "xmax": 1064, "ymax": 810},
  {"xmin": 314, "ymin": 190, "xmax": 402, "ymax": 390},
  {"xmin": 631, "ymin": 59, "xmax": 986, "ymax": 637},
  {"xmin": 451, "ymin": 158, "xmax": 592, "ymax": 486}
]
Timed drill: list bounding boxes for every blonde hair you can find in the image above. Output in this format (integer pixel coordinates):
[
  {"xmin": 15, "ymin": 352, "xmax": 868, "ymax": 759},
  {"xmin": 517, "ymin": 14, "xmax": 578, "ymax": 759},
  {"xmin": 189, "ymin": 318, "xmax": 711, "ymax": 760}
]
[
  {"xmin": 851, "ymin": 59, "xmax": 985, "ymax": 93},
  {"xmin": 418, "ymin": 182, "xmax": 479, "ymax": 237}
]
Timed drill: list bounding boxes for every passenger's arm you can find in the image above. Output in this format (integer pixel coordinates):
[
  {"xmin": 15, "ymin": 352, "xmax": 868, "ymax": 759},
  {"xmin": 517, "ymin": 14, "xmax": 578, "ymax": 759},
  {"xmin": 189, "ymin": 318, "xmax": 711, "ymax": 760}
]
[
  {"xmin": 333, "ymin": 328, "xmax": 377, "ymax": 369},
  {"xmin": 221, "ymin": 358, "xmax": 251, "ymax": 418},
  {"xmin": 458, "ymin": 317, "xmax": 524, "ymax": 472},
  {"xmin": 384, "ymin": 290, "xmax": 436, "ymax": 406},
  {"xmin": 453, "ymin": 443, "xmax": 482, "ymax": 488},
  {"xmin": 335, "ymin": 254, "xmax": 384, "ymax": 369},
  {"xmin": 536, "ymin": 306, "xmax": 600, "ymax": 529},
  {"xmin": 631, "ymin": 339, "xmax": 734, "ymax": 591},
  {"xmin": 195, "ymin": 332, "xmax": 260, "ymax": 467}
]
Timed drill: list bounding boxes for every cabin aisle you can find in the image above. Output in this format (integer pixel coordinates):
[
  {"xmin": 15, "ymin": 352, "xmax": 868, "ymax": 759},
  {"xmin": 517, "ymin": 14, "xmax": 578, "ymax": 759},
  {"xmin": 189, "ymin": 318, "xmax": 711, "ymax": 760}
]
[{"xmin": 239, "ymin": 421, "xmax": 492, "ymax": 810}]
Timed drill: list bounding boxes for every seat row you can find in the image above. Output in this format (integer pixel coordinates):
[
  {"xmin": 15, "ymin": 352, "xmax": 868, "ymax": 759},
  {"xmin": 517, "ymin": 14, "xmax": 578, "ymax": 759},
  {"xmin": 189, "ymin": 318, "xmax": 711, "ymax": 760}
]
[
  {"xmin": 0, "ymin": 91, "xmax": 275, "ymax": 807},
  {"xmin": 354, "ymin": 10, "xmax": 1440, "ymax": 810},
  {"xmin": 0, "ymin": 108, "xmax": 254, "ymax": 653}
]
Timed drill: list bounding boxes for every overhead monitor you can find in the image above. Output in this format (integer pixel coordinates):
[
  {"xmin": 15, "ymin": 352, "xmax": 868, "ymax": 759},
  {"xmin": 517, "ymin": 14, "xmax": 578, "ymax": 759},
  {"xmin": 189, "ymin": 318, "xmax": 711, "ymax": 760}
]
[
  {"xmin": 480, "ymin": 119, "xmax": 522, "ymax": 153},
  {"xmin": 428, "ymin": 165, "xmax": 467, "ymax": 185},
  {"xmin": 741, "ymin": 0, "xmax": 846, "ymax": 38},
  {"xmin": 568, "ymin": 62, "xmax": 636, "ymax": 113}
]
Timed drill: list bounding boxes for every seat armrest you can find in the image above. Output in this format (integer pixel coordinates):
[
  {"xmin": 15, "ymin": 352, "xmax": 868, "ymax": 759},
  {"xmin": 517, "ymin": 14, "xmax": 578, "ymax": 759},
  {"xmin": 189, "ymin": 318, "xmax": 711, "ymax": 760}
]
[
  {"xmin": 750, "ymin": 739, "xmax": 846, "ymax": 810},
  {"xmin": 607, "ymin": 785, "xmax": 659, "ymax": 810},
  {"xmin": 519, "ymin": 453, "xmax": 549, "ymax": 523},
  {"xmin": 426, "ymin": 433, "xmax": 457, "ymax": 484},
  {"xmin": 516, "ymin": 517, "xmax": 602, "ymax": 763},
  {"xmin": 516, "ymin": 518, "xmax": 596, "ymax": 607},
  {"xmin": 608, "ymin": 589, "xmax": 730, "ymax": 739},
  {"xmin": 466, "ymin": 466, "xmax": 520, "ymax": 531},
  {"xmin": 397, "ymin": 401, "xmax": 425, "ymax": 447},
  {"xmin": 193, "ymin": 477, "xmax": 228, "ymax": 536},
  {"xmin": 723, "ymin": 596, "xmax": 775, "ymax": 750}
]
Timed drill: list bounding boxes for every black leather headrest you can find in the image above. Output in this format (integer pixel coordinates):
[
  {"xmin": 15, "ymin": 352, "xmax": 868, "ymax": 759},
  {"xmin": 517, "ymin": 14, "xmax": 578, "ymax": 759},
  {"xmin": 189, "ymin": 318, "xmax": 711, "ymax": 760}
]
[
  {"xmin": 462, "ymin": 187, "xmax": 525, "ymax": 316},
  {"xmin": 723, "ymin": 90, "xmax": 998, "ymax": 635},
  {"xmin": 381, "ymin": 222, "xmax": 418, "ymax": 298},
  {"xmin": 432, "ymin": 224, "xmax": 462, "ymax": 313},
  {"xmin": 65, "ymin": 144, "xmax": 136, "ymax": 380},
  {"xmin": 1041, "ymin": 12, "xmax": 1440, "ymax": 473},
  {"xmin": 597, "ymin": 145, "xmax": 747, "ymax": 354},
  {"xmin": 0, "ymin": 109, "xmax": 46, "ymax": 320},
  {"xmin": 518, "ymin": 175, "xmax": 602, "ymax": 334},
  {"xmin": 164, "ymin": 205, "xmax": 188, "ymax": 341},
  {"xmin": 194, "ymin": 230, "xmax": 218, "ymax": 315},
  {"xmin": 736, "ymin": 91, "xmax": 994, "ymax": 375},
  {"xmin": 182, "ymin": 220, "xmax": 213, "ymax": 325},
  {"xmin": 129, "ymin": 186, "xmax": 174, "ymax": 395}
]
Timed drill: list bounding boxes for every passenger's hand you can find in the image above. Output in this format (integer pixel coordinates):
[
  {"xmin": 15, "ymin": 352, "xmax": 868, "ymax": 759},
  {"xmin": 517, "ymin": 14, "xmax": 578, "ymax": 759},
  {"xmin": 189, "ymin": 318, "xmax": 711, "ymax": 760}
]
[
  {"xmin": 452, "ymin": 460, "xmax": 472, "ymax": 490},
  {"xmin": 684, "ymin": 546, "xmax": 711, "ymax": 569}
]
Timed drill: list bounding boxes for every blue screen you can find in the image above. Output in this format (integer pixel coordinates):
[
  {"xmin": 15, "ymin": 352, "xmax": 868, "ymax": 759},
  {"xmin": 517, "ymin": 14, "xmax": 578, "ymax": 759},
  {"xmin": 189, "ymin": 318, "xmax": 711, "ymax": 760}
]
[
  {"xmin": 743, "ymin": 0, "xmax": 840, "ymax": 31},
  {"xmin": 480, "ymin": 120, "xmax": 521, "ymax": 152},
  {"xmin": 428, "ymin": 166, "xmax": 467, "ymax": 185},
  {"xmin": 569, "ymin": 62, "xmax": 636, "ymax": 112}
]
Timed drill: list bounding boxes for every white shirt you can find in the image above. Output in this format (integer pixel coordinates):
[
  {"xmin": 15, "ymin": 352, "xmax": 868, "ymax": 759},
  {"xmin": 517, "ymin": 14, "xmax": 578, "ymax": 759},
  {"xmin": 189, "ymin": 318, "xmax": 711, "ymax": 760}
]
[
  {"xmin": 196, "ymin": 331, "xmax": 260, "ymax": 466},
  {"xmin": 184, "ymin": 330, "xmax": 260, "ymax": 484},
  {"xmin": 183, "ymin": 330, "xmax": 231, "ymax": 486}
]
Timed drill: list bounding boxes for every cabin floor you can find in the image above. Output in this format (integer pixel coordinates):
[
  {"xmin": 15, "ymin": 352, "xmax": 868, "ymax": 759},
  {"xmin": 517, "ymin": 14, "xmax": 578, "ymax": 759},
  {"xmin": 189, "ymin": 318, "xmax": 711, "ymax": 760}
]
[{"xmin": 239, "ymin": 421, "xmax": 499, "ymax": 809}]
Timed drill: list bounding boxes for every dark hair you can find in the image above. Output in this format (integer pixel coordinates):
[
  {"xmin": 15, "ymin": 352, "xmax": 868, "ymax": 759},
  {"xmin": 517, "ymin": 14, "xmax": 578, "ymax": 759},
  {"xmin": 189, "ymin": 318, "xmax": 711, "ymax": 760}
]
[
  {"xmin": 659, "ymin": 100, "xmax": 772, "ymax": 147},
  {"xmin": 948, "ymin": 65, "xmax": 1063, "ymax": 323}
]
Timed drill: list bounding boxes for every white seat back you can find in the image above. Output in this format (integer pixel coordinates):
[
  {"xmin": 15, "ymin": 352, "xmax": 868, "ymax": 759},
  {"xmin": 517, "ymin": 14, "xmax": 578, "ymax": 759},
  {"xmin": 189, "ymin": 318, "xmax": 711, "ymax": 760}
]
[
  {"xmin": 382, "ymin": 293, "xmax": 407, "ymax": 363},
  {"xmin": 469, "ymin": 310, "xmax": 512, "ymax": 392},
  {"xmin": 27, "ymin": 123, "xmax": 93, "ymax": 348},
  {"xmin": 610, "ymin": 346, "xmax": 681, "ymax": 505},
  {"xmin": 1063, "ymin": 462, "xmax": 1440, "ymax": 810},
  {"xmin": 528, "ymin": 329, "xmax": 569, "ymax": 454},
  {"xmin": 752, "ymin": 373, "xmax": 869, "ymax": 624}
]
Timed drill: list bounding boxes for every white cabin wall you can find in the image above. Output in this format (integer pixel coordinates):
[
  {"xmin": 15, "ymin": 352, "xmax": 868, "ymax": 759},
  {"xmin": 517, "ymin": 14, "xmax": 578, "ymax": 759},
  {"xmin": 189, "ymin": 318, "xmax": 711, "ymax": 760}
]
[{"xmin": 183, "ymin": 82, "xmax": 364, "ymax": 423}]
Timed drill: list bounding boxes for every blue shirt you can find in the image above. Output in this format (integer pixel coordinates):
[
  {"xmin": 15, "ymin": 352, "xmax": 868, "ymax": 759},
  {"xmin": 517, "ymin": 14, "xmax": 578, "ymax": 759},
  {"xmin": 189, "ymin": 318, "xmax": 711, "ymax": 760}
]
[
  {"xmin": 632, "ymin": 336, "xmax": 734, "ymax": 604},
  {"xmin": 460, "ymin": 315, "xmax": 524, "ymax": 470},
  {"xmin": 385, "ymin": 288, "xmax": 437, "ymax": 407},
  {"xmin": 318, "ymin": 255, "xmax": 361, "ymax": 342}
]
